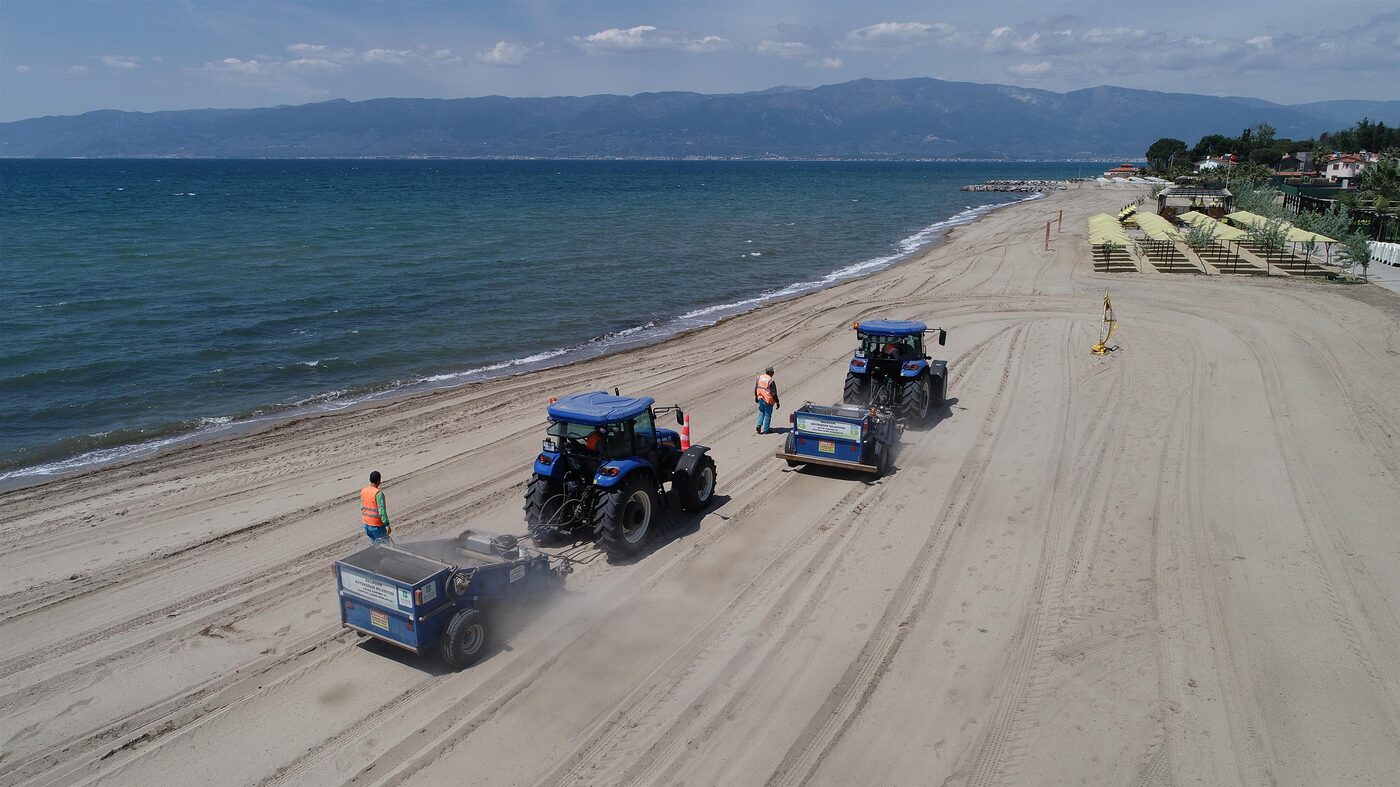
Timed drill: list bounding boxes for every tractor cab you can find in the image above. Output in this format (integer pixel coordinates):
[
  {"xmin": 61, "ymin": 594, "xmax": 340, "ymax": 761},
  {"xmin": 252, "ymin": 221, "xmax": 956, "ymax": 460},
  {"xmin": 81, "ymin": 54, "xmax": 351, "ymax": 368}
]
[
  {"xmin": 538, "ymin": 392, "xmax": 682, "ymax": 476},
  {"xmin": 855, "ymin": 322, "xmax": 928, "ymax": 377}
]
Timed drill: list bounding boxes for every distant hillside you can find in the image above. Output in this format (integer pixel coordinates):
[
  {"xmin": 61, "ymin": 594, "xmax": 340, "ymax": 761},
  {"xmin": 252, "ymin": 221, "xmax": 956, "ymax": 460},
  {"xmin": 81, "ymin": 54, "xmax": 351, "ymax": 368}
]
[{"xmin": 3, "ymin": 78, "xmax": 1397, "ymax": 159}]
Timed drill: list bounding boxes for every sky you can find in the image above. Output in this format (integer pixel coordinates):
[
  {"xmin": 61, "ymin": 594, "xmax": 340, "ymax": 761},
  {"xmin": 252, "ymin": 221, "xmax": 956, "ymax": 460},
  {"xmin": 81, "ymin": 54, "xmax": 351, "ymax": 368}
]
[{"xmin": 2, "ymin": 0, "xmax": 1398, "ymax": 123}]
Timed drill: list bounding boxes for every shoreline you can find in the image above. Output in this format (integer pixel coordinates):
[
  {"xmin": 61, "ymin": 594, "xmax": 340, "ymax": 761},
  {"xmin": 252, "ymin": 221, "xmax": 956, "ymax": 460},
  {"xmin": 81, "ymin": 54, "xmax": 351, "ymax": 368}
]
[
  {"xmin": 1, "ymin": 191, "xmax": 1043, "ymax": 491},
  {"xmin": 10, "ymin": 180, "xmax": 1400, "ymax": 785}
]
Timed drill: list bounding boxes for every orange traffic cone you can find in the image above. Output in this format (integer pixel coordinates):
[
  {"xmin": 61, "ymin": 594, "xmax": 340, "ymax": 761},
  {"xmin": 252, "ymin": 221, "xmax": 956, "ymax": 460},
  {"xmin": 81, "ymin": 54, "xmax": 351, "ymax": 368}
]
[{"xmin": 680, "ymin": 413, "xmax": 691, "ymax": 450}]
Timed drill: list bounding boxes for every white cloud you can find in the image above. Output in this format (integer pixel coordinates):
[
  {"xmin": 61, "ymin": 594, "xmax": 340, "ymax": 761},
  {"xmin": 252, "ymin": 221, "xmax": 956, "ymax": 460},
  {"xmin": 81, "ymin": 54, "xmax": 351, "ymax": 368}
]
[
  {"xmin": 574, "ymin": 25, "xmax": 729, "ymax": 54},
  {"xmin": 680, "ymin": 35, "xmax": 729, "ymax": 54},
  {"xmin": 1081, "ymin": 27, "xmax": 1150, "ymax": 45},
  {"xmin": 14, "ymin": 64, "xmax": 31, "ymax": 73},
  {"xmin": 97, "ymin": 55, "xmax": 139, "ymax": 70},
  {"xmin": 286, "ymin": 43, "xmax": 329, "ymax": 56},
  {"xmin": 197, "ymin": 43, "xmax": 461, "ymax": 85},
  {"xmin": 820, "ymin": 57, "xmax": 843, "ymax": 69},
  {"xmin": 1008, "ymin": 61, "xmax": 1052, "ymax": 77},
  {"xmin": 285, "ymin": 57, "xmax": 341, "ymax": 72},
  {"xmin": 360, "ymin": 48, "xmax": 412, "ymax": 65},
  {"xmin": 1246, "ymin": 35, "xmax": 1273, "ymax": 49},
  {"xmin": 63, "ymin": 65, "xmax": 89, "ymax": 75},
  {"xmin": 210, "ymin": 57, "xmax": 267, "ymax": 75},
  {"xmin": 755, "ymin": 40, "xmax": 812, "ymax": 59},
  {"xmin": 843, "ymin": 21, "xmax": 933, "ymax": 50},
  {"xmin": 476, "ymin": 41, "xmax": 533, "ymax": 66}
]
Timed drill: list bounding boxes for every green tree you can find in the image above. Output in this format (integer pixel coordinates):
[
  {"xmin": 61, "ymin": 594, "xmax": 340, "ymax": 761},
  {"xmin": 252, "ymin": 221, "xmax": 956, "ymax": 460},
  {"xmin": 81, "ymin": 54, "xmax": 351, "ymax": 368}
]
[
  {"xmin": 1181, "ymin": 221, "xmax": 1218, "ymax": 252},
  {"xmin": 1193, "ymin": 133, "xmax": 1236, "ymax": 161},
  {"xmin": 1357, "ymin": 148, "xmax": 1400, "ymax": 203},
  {"xmin": 1247, "ymin": 219, "xmax": 1289, "ymax": 267},
  {"xmin": 1229, "ymin": 162, "xmax": 1276, "ymax": 188},
  {"xmin": 1146, "ymin": 138, "xmax": 1189, "ymax": 174},
  {"xmin": 1335, "ymin": 233, "xmax": 1373, "ymax": 280}
]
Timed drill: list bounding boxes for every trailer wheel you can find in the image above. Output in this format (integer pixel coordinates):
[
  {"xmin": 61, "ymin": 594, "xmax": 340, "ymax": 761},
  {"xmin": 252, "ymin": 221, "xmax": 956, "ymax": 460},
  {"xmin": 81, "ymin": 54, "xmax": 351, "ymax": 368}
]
[
  {"xmin": 439, "ymin": 608, "xmax": 489, "ymax": 669},
  {"xmin": 594, "ymin": 476, "xmax": 656, "ymax": 561},
  {"xmin": 842, "ymin": 372, "xmax": 867, "ymax": 405},
  {"xmin": 872, "ymin": 442, "xmax": 890, "ymax": 479},
  {"xmin": 677, "ymin": 456, "xmax": 717, "ymax": 513},
  {"xmin": 784, "ymin": 432, "xmax": 799, "ymax": 468},
  {"xmin": 900, "ymin": 376, "xmax": 931, "ymax": 423}
]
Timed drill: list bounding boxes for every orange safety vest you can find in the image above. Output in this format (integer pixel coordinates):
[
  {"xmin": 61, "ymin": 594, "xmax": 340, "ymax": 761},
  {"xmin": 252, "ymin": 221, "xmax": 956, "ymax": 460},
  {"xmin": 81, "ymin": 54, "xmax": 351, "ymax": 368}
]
[
  {"xmin": 360, "ymin": 485, "xmax": 384, "ymax": 528},
  {"xmin": 586, "ymin": 431, "xmax": 602, "ymax": 452},
  {"xmin": 755, "ymin": 373, "xmax": 776, "ymax": 405}
]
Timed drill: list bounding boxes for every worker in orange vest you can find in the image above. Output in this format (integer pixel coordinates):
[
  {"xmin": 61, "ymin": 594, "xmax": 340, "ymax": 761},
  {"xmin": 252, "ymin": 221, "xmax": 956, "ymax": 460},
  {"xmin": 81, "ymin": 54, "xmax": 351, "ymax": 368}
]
[
  {"xmin": 360, "ymin": 471, "xmax": 392, "ymax": 543},
  {"xmin": 755, "ymin": 366, "xmax": 780, "ymax": 434}
]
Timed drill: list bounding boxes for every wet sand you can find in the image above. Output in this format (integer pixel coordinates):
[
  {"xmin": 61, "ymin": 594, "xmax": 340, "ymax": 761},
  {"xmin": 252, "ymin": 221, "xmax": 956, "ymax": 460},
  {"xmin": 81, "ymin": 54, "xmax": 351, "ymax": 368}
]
[{"xmin": 4, "ymin": 183, "xmax": 1400, "ymax": 786}]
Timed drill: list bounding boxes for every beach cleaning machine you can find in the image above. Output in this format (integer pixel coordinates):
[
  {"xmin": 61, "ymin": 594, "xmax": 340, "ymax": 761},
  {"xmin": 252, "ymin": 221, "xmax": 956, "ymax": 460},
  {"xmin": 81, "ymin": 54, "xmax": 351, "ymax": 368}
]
[
  {"xmin": 775, "ymin": 402, "xmax": 899, "ymax": 477},
  {"xmin": 333, "ymin": 530, "xmax": 567, "ymax": 669}
]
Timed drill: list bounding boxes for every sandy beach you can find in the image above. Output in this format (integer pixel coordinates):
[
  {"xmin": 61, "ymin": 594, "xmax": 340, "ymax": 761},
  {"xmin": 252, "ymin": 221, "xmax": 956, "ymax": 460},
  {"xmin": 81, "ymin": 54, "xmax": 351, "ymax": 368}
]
[{"xmin": 3, "ymin": 183, "xmax": 1399, "ymax": 786}]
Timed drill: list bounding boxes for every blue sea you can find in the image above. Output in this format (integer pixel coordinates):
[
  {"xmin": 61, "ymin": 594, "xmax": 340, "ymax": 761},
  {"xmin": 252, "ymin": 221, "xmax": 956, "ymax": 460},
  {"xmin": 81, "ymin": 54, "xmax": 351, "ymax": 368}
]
[{"xmin": 0, "ymin": 159, "xmax": 1085, "ymax": 482}]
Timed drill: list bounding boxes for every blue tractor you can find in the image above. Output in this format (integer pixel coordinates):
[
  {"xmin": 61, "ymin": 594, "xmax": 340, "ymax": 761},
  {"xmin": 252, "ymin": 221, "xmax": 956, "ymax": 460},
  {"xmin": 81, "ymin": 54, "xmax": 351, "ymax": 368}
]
[
  {"xmin": 843, "ymin": 319, "xmax": 948, "ymax": 422},
  {"xmin": 524, "ymin": 391, "xmax": 717, "ymax": 560}
]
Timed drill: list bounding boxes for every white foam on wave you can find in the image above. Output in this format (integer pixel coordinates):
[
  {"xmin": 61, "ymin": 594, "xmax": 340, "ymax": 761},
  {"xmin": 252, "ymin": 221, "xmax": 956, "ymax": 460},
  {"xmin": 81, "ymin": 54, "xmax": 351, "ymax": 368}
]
[
  {"xmin": 679, "ymin": 193, "xmax": 1040, "ymax": 324},
  {"xmin": 1, "ymin": 415, "xmax": 247, "ymax": 483},
  {"xmin": 3, "ymin": 195, "xmax": 1036, "ymax": 486}
]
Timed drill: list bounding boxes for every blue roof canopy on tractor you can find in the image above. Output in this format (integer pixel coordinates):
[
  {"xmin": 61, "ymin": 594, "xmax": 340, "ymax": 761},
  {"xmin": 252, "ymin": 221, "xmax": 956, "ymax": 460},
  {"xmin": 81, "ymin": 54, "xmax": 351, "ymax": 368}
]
[
  {"xmin": 547, "ymin": 391, "xmax": 655, "ymax": 426},
  {"xmin": 856, "ymin": 319, "xmax": 926, "ymax": 337}
]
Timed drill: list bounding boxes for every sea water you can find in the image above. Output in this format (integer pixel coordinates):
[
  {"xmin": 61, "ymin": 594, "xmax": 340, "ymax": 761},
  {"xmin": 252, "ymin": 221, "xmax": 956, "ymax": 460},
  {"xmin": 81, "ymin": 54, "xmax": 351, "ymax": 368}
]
[{"xmin": 0, "ymin": 159, "xmax": 1083, "ymax": 480}]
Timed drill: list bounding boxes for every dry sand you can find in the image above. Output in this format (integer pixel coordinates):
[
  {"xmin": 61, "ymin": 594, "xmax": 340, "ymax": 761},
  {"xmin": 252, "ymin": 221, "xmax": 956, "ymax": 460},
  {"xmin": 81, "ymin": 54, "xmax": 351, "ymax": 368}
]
[{"xmin": 3, "ymin": 184, "xmax": 1400, "ymax": 786}]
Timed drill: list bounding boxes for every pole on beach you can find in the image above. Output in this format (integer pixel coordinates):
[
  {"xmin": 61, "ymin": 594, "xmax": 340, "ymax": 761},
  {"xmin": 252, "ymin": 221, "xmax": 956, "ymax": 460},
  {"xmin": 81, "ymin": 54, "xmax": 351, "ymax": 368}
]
[
  {"xmin": 1044, "ymin": 221, "xmax": 1051, "ymax": 251},
  {"xmin": 1058, "ymin": 209, "xmax": 1063, "ymax": 231}
]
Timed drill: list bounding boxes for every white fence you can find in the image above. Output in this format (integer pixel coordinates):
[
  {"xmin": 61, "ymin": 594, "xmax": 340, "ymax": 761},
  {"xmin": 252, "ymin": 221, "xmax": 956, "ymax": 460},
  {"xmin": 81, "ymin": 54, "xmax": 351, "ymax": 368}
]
[{"xmin": 1371, "ymin": 241, "xmax": 1400, "ymax": 267}]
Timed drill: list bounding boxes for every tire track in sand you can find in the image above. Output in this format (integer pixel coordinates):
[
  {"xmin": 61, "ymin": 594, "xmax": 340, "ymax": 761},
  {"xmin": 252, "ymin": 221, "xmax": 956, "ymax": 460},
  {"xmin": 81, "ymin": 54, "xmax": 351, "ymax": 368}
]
[
  {"xmin": 764, "ymin": 325, "xmax": 1027, "ymax": 787},
  {"xmin": 535, "ymin": 330, "xmax": 1009, "ymax": 787}
]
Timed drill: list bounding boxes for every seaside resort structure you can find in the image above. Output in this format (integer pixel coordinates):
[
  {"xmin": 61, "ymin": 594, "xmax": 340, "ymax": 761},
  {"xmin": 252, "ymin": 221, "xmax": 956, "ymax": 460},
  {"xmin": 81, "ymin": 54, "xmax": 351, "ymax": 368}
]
[{"xmin": 1089, "ymin": 192, "xmax": 1345, "ymax": 278}]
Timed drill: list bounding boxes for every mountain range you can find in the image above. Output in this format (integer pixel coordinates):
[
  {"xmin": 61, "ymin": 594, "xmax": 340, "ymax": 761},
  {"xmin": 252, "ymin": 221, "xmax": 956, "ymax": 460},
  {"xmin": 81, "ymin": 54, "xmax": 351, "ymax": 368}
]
[{"xmin": 3, "ymin": 78, "xmax": 1398, "ymax": 160}]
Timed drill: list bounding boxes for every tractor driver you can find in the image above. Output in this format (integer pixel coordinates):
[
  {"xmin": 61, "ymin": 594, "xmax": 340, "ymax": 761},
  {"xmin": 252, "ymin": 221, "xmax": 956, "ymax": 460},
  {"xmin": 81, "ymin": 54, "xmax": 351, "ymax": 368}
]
[
  {"xmin": 882, "ymin": 340, "xmax": 903, "ymax": 360},
  {"xmin": 585, "ymin": 427, "xmax": 604, "ymax": 454}
]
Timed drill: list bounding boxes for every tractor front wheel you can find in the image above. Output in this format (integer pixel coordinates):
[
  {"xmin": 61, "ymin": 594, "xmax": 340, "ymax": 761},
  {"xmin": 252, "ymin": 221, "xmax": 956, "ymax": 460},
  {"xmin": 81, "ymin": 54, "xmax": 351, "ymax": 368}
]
[
  {"xmin": 594, "ymin": 476, "xmax": 656, "ymax": 561},
  {"xmin": 900, "ymin": 375, "xmax": 931, "ymax": 423},
  {"xmin": 843, "ymin": 372, "xmax": 867, "ymax": 405},
  {"xmin": 439, "ymin": 608, "xmax": 490, "ymax": 669},
  {"xmin": 677, "ymin": 457, "xmax": 717, "ymax": 513}
]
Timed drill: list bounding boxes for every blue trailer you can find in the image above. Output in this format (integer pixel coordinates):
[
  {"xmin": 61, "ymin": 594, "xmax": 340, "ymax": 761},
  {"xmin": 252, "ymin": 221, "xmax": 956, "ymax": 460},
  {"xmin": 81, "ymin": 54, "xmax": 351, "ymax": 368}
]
[
  {"xmin": 334, "ymin": 530, "xmax": 566, "ymax": 669},
  {"xmin": 774, "ymin": 402, "xmax": 899, "ymax": 477}
]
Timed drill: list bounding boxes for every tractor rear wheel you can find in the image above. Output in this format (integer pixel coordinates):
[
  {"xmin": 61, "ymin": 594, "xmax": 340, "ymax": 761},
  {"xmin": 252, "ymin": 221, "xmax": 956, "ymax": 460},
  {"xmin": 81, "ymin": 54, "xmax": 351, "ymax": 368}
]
[
  {"xmin": 843, "ymin": 372, "xmax": 867, "ymax": 405},
  {"xmin": 900, "ymin": 375, "xmax": 931, "ymax": 423},
  {"xmin": 784, "ymin": 432, "xmax": 799, "ymax": 467},
  {"xmin": 677, "ymin": 457, "xmax": 717, "ymax": 513},
  {"xmin": 594, "ymin": 475, "xmax": 656, "ymax": 561},
  {"xmin": 439, "ymin": 608, "xmax": 489, "ymax": 669},
  {"xmin": 524, "ymin": 475, "xmax": 565, "ymax": 544}
]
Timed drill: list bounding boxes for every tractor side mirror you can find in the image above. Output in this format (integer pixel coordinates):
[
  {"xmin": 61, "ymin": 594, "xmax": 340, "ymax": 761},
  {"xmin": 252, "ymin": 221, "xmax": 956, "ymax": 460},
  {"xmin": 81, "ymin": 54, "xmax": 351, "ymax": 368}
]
[
  {"xmin": 675, "ymin": 408, "xmax": 685, "ymax": 425},
  {"xmin": 938, "ymin": 328, "xmax": 947, "ymax": 346}
]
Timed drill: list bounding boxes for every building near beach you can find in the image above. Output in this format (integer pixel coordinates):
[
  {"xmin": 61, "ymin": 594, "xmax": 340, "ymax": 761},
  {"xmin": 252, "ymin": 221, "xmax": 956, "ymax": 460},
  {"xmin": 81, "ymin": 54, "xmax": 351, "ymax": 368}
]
[{"xmin": 1156, "ymin": 186, "xmax": 1233, "ymax": 220}]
